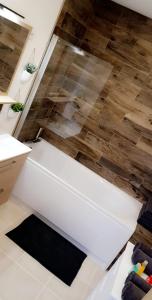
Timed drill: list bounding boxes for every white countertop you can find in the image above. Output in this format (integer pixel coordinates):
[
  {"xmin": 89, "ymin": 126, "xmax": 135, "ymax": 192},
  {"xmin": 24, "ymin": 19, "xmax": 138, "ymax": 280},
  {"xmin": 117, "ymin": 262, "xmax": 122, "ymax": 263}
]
[{"xmin": 0, "ymin": 134, "xmax": 31, "ymax": 162}]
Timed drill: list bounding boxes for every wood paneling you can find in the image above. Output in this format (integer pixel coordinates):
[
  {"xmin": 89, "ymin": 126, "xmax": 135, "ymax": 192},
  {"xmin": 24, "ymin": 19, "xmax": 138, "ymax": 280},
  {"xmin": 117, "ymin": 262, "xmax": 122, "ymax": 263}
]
[
  {"xmin": 52, "ymin": 0, "xmax": 152, "ymax": 198},
  {"xmin": 0, "ymin": 16, "xmax": 29, "ymax": 92},
  {"xmin": 19, "ymin": 0, "xmax": 152, "ymax": 246}
]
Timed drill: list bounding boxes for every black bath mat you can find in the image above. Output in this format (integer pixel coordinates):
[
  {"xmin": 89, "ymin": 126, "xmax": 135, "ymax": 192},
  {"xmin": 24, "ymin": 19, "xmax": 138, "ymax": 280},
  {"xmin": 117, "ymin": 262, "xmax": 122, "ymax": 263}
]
[{"xmin": 6, "ymin": 215, "xmax": 87, "ymax": 286}]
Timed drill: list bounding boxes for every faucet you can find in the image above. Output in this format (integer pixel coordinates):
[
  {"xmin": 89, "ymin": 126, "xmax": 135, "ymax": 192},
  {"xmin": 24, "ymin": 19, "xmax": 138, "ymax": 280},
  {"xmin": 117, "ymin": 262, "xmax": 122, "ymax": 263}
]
[
  {"xmin": 25, "ymin": 127, "xmax": 44, "ymax": 144},
  {"xmin": 32, "ymin": 127, "xmax": 44, "ymax": 143}
]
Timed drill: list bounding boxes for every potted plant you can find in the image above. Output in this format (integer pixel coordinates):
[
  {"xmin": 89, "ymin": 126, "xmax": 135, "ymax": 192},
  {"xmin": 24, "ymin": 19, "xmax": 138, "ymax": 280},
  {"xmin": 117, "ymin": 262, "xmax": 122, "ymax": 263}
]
[
  {"xmin": 21, "ymin": 63, "xmax": 37, "ymax": 82},
  {"xmin": 8, "ymin": 102, "xmax": 25, "ymax": 118}
]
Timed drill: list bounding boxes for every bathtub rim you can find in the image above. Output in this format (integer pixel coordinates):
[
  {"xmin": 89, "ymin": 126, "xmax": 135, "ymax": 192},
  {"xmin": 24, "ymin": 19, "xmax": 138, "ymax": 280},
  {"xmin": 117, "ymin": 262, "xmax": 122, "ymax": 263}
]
[{"xmin": 28, "ymin": 139, "xmax": 139, "ymax": 202}]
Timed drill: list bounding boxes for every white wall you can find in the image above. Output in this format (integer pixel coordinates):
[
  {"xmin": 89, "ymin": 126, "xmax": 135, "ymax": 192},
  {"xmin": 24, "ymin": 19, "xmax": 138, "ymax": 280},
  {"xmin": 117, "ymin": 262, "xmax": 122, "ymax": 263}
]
[
  {"xmin": 113, "ymin": 0, "xmax": 152, "ymax": 18},
  {"xmin": 0, "ymin": 0, "xmax": 64, "ymax": 135}
]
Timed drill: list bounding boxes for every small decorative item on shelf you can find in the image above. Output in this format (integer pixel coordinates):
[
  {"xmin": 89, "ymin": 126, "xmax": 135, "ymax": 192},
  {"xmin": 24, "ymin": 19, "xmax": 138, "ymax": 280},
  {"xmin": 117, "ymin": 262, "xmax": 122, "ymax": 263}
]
[
  {"xmin": 8, "ymin": 102, "xmax": 25, "ymax": 118},
  {"xmin": 21, "ymin": 63, "xmax": 37, "ymax": 82}
]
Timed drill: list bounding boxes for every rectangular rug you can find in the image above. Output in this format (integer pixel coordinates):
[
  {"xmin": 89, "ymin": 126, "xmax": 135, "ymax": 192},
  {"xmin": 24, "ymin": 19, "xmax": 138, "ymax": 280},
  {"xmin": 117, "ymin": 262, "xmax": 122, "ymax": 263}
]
[{"xmin": 6, "ymin": 214, "xmax": 87, "ymax": 286}]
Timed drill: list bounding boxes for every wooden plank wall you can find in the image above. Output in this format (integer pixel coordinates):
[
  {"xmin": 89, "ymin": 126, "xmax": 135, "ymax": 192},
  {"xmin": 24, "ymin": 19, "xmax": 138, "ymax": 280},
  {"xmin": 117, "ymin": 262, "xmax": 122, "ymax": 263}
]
[
  {"xmin": 52, "ymin": 0, "xmax": 152, "ymax": 200},
  {"xmin": 19, "ymin": 0, "xmax": 152, "ymax": 245},
  {"xmin": 0, "ymin": 17, "xmax": 29, "ymax": 92}
]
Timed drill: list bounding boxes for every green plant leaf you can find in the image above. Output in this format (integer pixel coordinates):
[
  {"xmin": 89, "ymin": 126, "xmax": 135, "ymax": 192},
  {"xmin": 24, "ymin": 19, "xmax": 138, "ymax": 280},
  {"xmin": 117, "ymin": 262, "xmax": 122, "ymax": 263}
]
[
  {"xmin": 11, "ymin": 102, "xmax": 25, "ymax": 112},
  {"xmin": 25, "ymin": 63, "xmax": 37, "ymax": 74}
]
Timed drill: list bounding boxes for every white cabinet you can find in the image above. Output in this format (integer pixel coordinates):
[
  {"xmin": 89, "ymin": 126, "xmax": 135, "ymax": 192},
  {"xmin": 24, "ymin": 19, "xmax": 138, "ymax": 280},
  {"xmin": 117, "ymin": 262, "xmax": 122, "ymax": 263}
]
[{"xmin": 0, "ymin": 134, "xmax": 31, "ymax": 204}]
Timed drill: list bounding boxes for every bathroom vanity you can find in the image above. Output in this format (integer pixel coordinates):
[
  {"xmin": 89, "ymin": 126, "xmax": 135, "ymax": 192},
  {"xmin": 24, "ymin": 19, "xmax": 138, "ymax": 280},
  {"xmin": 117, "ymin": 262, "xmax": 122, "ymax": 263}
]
[{"xmin": 0, "ymin": 134, "xmax": 31, "ymax": 204}]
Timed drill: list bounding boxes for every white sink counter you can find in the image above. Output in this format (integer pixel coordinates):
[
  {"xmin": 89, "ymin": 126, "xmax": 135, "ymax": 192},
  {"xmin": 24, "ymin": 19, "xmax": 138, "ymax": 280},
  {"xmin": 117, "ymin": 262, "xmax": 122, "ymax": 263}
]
[{"xmin": 0, "ymin": 134, "xmax": 31, "ymax": 162}]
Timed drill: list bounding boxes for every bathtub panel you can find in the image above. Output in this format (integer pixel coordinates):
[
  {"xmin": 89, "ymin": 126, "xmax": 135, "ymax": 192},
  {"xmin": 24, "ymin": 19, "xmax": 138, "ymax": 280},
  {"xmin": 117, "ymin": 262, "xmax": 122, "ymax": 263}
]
[
  {"xmin": 29, "ymin": 140, "xmax": 141, "ymax": 230},
  {"xmin": 13, "ymin": 159, "xmax": 133, "ymax": 268}
]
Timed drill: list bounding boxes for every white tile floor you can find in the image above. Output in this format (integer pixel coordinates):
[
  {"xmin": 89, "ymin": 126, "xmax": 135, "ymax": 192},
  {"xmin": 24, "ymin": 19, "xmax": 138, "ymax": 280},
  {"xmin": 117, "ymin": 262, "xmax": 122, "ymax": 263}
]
[{"xmin": 0, "ymin": 196, "xmax": 105, "ymax": 300}]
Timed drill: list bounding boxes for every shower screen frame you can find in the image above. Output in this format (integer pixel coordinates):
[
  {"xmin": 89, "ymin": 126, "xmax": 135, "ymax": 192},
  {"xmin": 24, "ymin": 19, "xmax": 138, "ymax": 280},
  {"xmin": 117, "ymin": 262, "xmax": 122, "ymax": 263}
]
[{"xmin": 14, "ymin": 34, "xmax": 59, "ymax": 138}]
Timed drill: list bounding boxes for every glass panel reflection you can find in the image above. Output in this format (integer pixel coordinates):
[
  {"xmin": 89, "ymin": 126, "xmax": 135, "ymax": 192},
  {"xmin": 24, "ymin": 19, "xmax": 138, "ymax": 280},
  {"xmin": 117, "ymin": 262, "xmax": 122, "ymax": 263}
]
[
  {"xmin": 33, "ymin": 38, "xmax": 110, "ymax": 137},
  {"xmin": 19, "ymin": 37, "xmax": 113, "ymax": 151}
]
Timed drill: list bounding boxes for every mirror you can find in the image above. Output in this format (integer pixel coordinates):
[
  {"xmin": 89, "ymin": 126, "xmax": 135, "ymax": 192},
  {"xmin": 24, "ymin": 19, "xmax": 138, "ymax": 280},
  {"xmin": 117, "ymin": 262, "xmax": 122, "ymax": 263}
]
[{"xmin": 0, "ymin": 5, "xmax": 31, "ymax": 92}]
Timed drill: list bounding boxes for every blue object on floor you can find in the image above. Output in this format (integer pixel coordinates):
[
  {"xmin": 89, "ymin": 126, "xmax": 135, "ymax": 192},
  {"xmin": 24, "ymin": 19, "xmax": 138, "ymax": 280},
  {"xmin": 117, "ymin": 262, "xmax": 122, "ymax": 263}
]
[
  {"xmin": 133, "ymin": 243, "xmax": 152, "ymax": 259},
  {"xmin": 122, "ymin": 282, "xmax": 145, "ymax": 300},
  {"xmin": 125, "ymin": 272, "xmax": 151, "ymax": 293}
]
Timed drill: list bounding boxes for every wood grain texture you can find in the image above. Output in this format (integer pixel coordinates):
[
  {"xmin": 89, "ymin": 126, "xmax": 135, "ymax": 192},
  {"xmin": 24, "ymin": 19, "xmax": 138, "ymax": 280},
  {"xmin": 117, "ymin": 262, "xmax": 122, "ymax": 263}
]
[
  {"xmin": 0, "ymin": 16, "xmax": 29, "ymax": 92},
  {"xmin": 19, "ymin": 0, "xmax": 152, "ymax": 246},
  {"xmin": 53, "ymin": 0, "xmax": 152, "ymax": 198}
]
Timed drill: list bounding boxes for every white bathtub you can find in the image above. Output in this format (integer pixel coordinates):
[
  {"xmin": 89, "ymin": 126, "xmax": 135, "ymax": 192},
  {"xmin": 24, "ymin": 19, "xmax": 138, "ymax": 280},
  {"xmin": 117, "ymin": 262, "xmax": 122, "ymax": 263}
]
[{"xmin": 13, "ymin": 139, "xmax": 142, "ymax": 268}]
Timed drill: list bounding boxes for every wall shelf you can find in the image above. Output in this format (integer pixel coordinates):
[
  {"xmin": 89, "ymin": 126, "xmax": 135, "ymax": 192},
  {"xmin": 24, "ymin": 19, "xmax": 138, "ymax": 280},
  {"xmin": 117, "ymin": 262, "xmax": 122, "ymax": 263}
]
[{"xmin": 0, "ymin": 93, "xmax": 16, "ymax": 105}]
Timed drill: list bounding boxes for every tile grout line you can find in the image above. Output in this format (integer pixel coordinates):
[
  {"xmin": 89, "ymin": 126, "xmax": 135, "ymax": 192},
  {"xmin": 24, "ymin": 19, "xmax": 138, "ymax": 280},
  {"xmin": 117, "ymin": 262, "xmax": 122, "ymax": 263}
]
[
  {"xmin": 34, "ymin": 275, "xmax": 61, "ymax": 300},
  {"xmin": 0, "ymin": 235, "xmax": 61, "ymax": 300},
  {"xmin": 0, "ymin": 244, "xmax": 52, "ymax": 286},
  {"xmin": 0, "ymin": 213, "xmax": 32, "ymax": 234},
  {"xmin": 0, "ymin": 200, "xmax": 105, "ymax": 300}
]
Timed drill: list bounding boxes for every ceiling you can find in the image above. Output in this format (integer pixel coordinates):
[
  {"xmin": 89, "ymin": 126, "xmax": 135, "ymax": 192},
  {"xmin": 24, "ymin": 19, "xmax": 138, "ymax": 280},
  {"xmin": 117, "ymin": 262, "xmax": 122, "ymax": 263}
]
[{"xmin": 112, "ymin": 0, "xmax": 152, "ymax": 18}]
